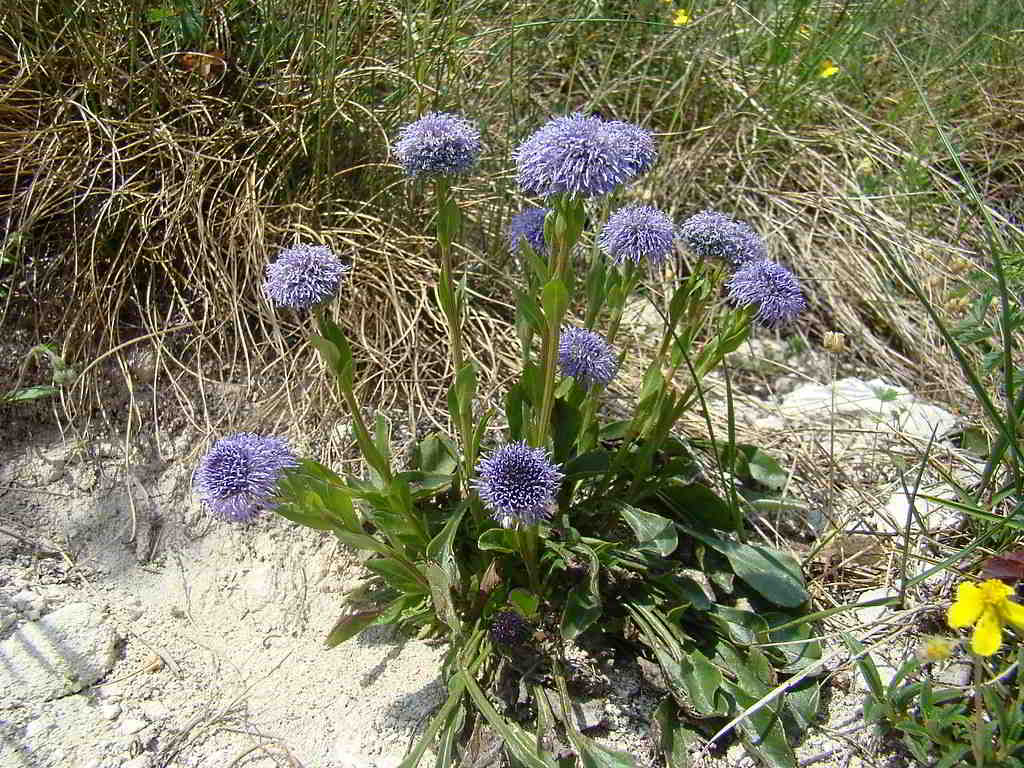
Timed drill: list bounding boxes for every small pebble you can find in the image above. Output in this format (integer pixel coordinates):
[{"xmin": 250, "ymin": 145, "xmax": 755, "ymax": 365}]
[{"xmin": 100, "ymin": 702, "xmax": 121, "ymax": 721}]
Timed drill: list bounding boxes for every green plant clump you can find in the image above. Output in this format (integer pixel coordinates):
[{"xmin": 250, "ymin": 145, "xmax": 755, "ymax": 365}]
[{"xmin": 195, "ymin": 109, "xmax": 823, "ymax": 768}]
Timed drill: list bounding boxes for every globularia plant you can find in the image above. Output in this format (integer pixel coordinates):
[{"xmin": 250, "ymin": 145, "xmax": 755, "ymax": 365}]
[{"xmin": 197, "ymin": 110, "xmax": 822, "ymax": 767}]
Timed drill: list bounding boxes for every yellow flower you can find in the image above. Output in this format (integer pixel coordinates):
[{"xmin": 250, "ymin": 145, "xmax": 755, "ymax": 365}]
[
  {"xmin": 948, "ymin": 579, "xmax": 1024, "ymax": 656},
  {"xmin": 673, "ymin": 9, "xmax": 691, "ymax": 26},
  {"xmin": 818, "ymin": 59, "xmax": 839, "ymax": 78}
]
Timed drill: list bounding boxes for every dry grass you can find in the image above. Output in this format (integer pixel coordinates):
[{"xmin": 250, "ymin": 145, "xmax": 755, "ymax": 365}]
[{"xmin": 2, "ymin": 0, "xmax": 1021, "ymax": 453}]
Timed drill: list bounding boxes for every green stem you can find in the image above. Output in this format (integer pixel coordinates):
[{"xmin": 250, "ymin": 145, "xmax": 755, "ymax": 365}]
[
  {"xmin": 517, "ymin": 525, "xmax": 542, "ymax": 596},
  {"xmin": 435, "ymin": 180, "xmax": 476, "ymax": 492},
  {"xmin": 603, "ymin": 261, "xmax": 641, "ymax": 347},
  {"xmin": 533, "ymin": 197, "xmax": 581, "ymax": 447},
  {"xmin": 972, "ymin": 654, "xmax": 984, "ymax": 767}
]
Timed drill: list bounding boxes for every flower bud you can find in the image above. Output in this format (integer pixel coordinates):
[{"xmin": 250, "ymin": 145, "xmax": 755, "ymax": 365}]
[{"xmin": 823, "ymin": 331, "xmax": 846, "ymax": 354}]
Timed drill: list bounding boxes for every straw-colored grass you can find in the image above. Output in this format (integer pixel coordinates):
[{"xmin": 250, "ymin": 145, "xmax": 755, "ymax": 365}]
[{"xmin": 2, "ymin": 0, "xmax": 1021, "ymax": 444}]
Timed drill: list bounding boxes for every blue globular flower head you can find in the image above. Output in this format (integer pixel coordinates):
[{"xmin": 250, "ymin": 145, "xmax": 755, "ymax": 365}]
[
  {"xmin": 515, "ymin": 112, "xmax": 657, "ymax": 199},
  {"xmin": 598, "ymin": 204, "xmax": 676, "ymax": 266},
  {"xmin": 727, "ymin": 259, "xmax": 807, "ymax": 327},
  {"xmin": 473, "ymin": 441, "xmax": 564, "ymax": 527},
  {"xmin": 194, "ymin": 433, "xmax": 298, "ymax": 522},
  {"xmin": 490, "ymin": 610, "xmax": 532, "ymax": 646},
  {"xmin": 263, "ymin": 244, "xmax": 350, "ymax": 310},
  {"xmin": 678, "ymin": 210, "xmax": 767, "ymax": 266},
  {"xmin": 505, "ymin": 207, "xmax": 550, "ymax": 257},
  {"xmin": 394, "ymin": 112, "xmax": 482, "ymax": 178},
  {"xmin": 558, "ymin": 326, "xmax": 618, "ymax": 389}
]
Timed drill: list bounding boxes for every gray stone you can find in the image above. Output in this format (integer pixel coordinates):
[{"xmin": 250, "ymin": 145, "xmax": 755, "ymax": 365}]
[
  {"xmin": 100, "ymin": 702, "xmax": 122, "ymax": 720},
  {"xmin": 0, "ymin": 602, "xmax": 119, "ymax": 705},
  {"xmin": 123, "ymin": 756, "xmax": 152, "ymax": 768}
]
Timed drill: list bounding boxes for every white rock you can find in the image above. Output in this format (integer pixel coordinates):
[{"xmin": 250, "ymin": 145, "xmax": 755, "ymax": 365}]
[
  {"xmin": 854, "ymin": 587, "xmax": 902, "ymax": 626},
  {"xmin": 12, "ymin": 589, "xmax": 47, "ymax": 619},
  {"xmin": 119, "ymin": 717, "xmax": 148, "ymax": 736},
  {"xmin": 139, "ymin": 700, "xmax": 169, "ymax": 721},
  {"xmin": 781, "ymin": 377, "xmax": 905, "ymax": 420},
  {"xmin": 25, "ymin": 719, "xmax": 54, "ymax": 739},
  {"xmin": 894, "ymin": 401, "xmax": 957, "ymax": 440},
  {"xmin": 123, "ymin": 756, "xmax": 151, "ymax": 768},
  {"xmin": 100, "ymin": 702, "xmax": 122, "ymax": 720},
  {"xmin": 0, "ymin": 602, "xmax": 119, "ymax": 705},
  {"xmin": 874, "ymin": 485, "xmax": 962, "ymax": 534}
]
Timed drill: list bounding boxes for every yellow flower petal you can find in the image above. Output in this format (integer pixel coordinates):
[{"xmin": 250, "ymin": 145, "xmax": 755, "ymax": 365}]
[
  {"xmin": 948, "ymin": 582, "xmax": 983, "ymax": 628},
  {"xmin": 998, "ymin": 596, "xmax": 1024, "ymax": 631},
  {"xmin": 673, "ymin": 9, "xmax": 691, "ymax": 26},
  {"xmin": 972, "ymin": 607, "xmax": 1003, "ymax": 656},
  {"xmin": 818, "ymin": 59, "xmax": 839, "ymax": 78}
]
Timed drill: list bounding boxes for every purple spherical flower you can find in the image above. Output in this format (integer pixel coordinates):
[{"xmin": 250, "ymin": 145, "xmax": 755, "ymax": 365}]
[
  {"xmin": 505, "ymin": 207, "xmax": 550, "ymax": 257},
  {"xmin": 727, "ymin": 259, "xmax": 807, "ymax": 327},
  {"xmin": 394, "ymin": 112, "xmax": 481, "ymax": 178},
  {"xmin": 264, "ymin": 244, "xmax": 350, "ymax": 310},
  {"xmin": 194, "ymin": 433, "xmax": 298, "ymax": 522},
  {"xmin": 490, "ymin": 610, "xmax": 532, "ymax": 646},
  {"xmin": 558, "ymin": 326, "xmax": 618, "ymax": 389},
  {"xmin": 515, "ymin": 112, "xmax": 657, "ymax": 199},
  {"xmin": 678, "ymin": 210, "xmax": 766, "ymax": 266},
  {"xmin": 598, "ymin": 204, "xmax": 676, "ymax": 266},
  {"xmin": 473, "ymin": 441, "xmax": 564, "ymax": 527}
]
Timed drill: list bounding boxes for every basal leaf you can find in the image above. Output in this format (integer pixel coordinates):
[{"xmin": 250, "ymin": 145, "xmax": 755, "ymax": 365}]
[
  {"xmin": 682, "ymin": 527, "xmax": 807, "ymax": 607},
  {"xmin": 621, "ymin": 506, "xmax": 678, "ymax": 556},
  {"xmin": 325, "ymin": 607, "xmax": 382, "ymax": 648}
]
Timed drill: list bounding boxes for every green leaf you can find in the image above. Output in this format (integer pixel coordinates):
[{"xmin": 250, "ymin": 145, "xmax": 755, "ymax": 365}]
[
  {"xmin": 709, "ymin": 605, "xmax": 768, "ymax": 645},
  {"xmin": 561, "ymin": 583, "xmax": 602, "ymax": 641},
  {"xmin": 681, "ymin": 527, "xmax": 808, "ymax": 607},
  {"xmin": 654, "ymin": 699, "xmax": 693, "ymax": 768},
  {"xmin": 746, "ymin": 449, "xmax": 788, "ymax": 491},
  {"xmin": 333, "ymin": 528, "xmax": 392, "ymax": 557},
  {"xmin": 678, "ymin": 649, "xmax": 724, "ymax": 716},
  {"xmin": 518, "ymin": 291, "xmax": 546, "ymax": 334},
  {"xmin": 562, "ymin": 450, "xmax": 611, "ymax": 479},
  {"xmin": 145, "ymin": 6, "xmax": 179, "ymax": 22},
  {"xmin": 785, "ymin": 678, "xmax": 821, "ymax": 731},
  {"xmin": 2, "ymin": 385, "xmax": 58, "ymax": 403},
  {"xmin": 725, "ymin": 681, "xmax": 796, "ymax": 768},
  {"xmin": 843, "ymin": 633, "xmax": 885, "ymax": 701},
  {"xmin": 561, "ymin": 542, "xmax": 602, "ymax": 640},
  {"xmin": 508, "ymin": 588, "xmax": 540, "ymax": 619},
  {"xmin": 622, "ymin": 506, "xmax": 678, "ymax": 556},
  {"xmin": 425, "ymin": 564, "xmax": 460, "ymax": 635},
  {"xmin": 478, "ymin": 527, "xmax": 518, "ymax": 553},
  {"xmin": 426, "ymin": 503, "xmax": 467, "ymax": 577},
  {"xmin": 437, "ymin": 196, "xmax": 461, "ymax": 249},
  {"xmin": 575, "ymin": 734, "xmax": 639, "ymax": 768},
  {"xmin": 433, "ymin": 704, "xmax": 464, "ymax": 768},
  {"xmin": 325, "ymin": 608, "xmax": 382, "ymax": 648},
  {"xmin": 505, "ymin": 383, "xmax": 527, "ymax": 442},
  {"xmin": 458, "ymin": 656, "xmax": 556, "ymax": 768},
  {"xmin": 659, "ymin": 483, "xmax": 738, "ymax": 531},
  {"xmin": 541, "ymin": 278, "xmax": 569, "ymax": 330},
  {"xmin": 365, "ymin": 557, "xmax": 428, "ymax": 595},
  {"xmin": 552, "ymin": 396, "xmax": 583, "ymax": 464},
  {"xmin": 455, "ymin": 362, "xmax": 477, "ymax": 418},
  {"xmin": 415, "ymin": 433, "xmax": 458, "ymax": 475}
]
